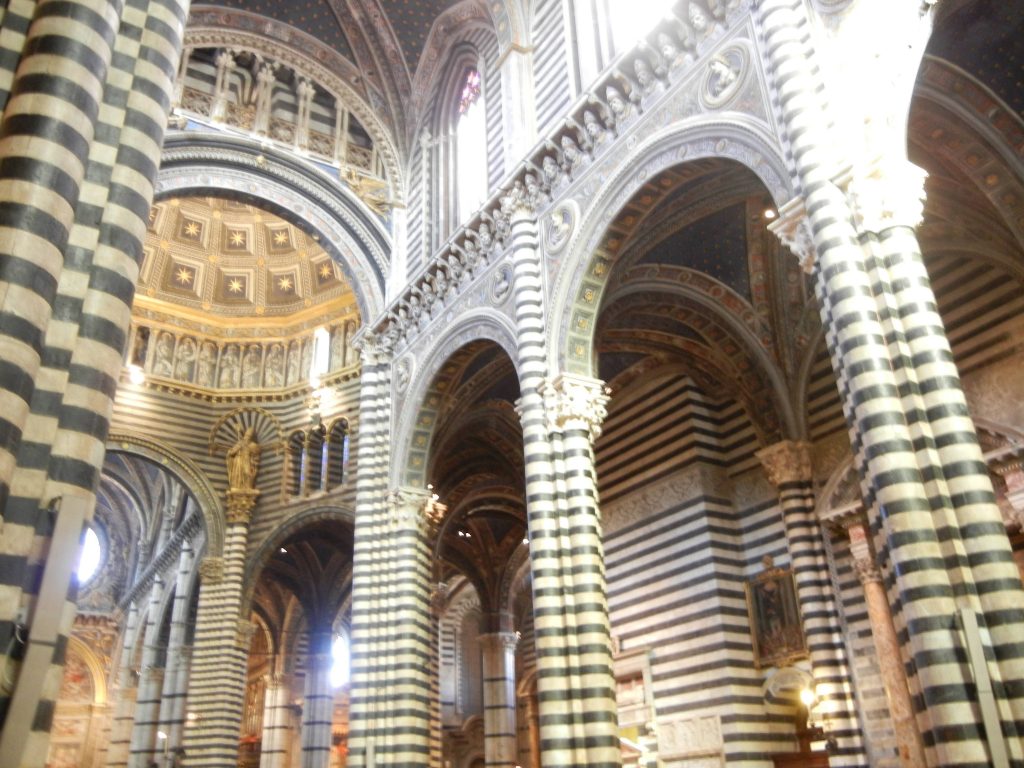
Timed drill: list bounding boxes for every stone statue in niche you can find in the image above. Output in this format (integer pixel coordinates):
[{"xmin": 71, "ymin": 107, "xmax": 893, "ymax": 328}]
[
  {"xmin": 197, "ymin": 341, "xmax": 217, "ymax": 387},
  {"xmin": 174, "ymin": 336, "xmax": 197, "ymax": 381},
  {"xmin": 130, "ymin": 326, "xmax": 149, "ymax": 367},
  {"xmin": 287, "ymin": 340, "xmax": 301, "ymax": 385},
  {"xmin": 153, "ymin": 332, "xmax": 174, "ymax": 377},
  {"xmin": 301, "ymin": 338, "xmax": 312, "ymax": 379},
  {"xmin": 241, "ymin": 344, "xmax": 262, "ymax": 388},
  {"xmin": 331, "ymin": 326, "xmax": 345, "ymax": 370},
  {"xmin": 264, "ymin": 343, "xmax": 284, "ymax": 386},
  {"xmin": 343, "ymin": 321, "xmax": 356, "ymax": 366},
  {"xmin": 226, "ymin": 427, "xmax": 261, "ymax": 491},
  {"xmin": 219, "ymin": 344, "xmax": 240, "ymax": 388},
  {"xmin": 634, "ymin": 57, "xmax": 657, "ymax": 95}
]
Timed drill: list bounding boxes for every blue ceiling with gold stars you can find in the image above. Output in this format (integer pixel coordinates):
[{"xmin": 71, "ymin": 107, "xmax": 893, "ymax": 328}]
[
  {"xmin": 201, "ymin": 0, "xmax": 354, "ymax": 61},
  {"xmin": 929, "ymin": 0, "xmax": 1023, "ymax": 114},
  {"xmin": 379, "ymin": 0, "xmax": 463, "ymax": 71},
  {"xmin": 638, "ymin": 203, "xmax": 751, "ymax": 302}
]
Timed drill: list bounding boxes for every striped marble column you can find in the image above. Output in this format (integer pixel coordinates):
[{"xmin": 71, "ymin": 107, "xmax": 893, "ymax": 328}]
[
  {"xmin": 128, "ymin": 577, "xmax": 166, "ymax": 768},
  {"xmin": 156, "ymin": 543, "xmax": 195, "ymax": 753},
  {"xmin": 507, "ymin": 207, "xmax": 578, "ymax": 767},
  {"xmin": 757, "ymin": 441, "xmax": 865, "ymax": 764},
  {"xmin": 378, "ymin": 487, "xmax": 445, "ymax": 766},
  {"xmin": 480, "ymin": 631, "xmax": 518, "ymax": 768},
  {"xmin": 754, "ymin": 1, "xmax": 997, "ymax": 762},
  {"xmin": 181, "ymin": 532, "xmax": 253, "ymax": 768},
  {"xmin": 346, "ymin": 331, "xmax": 392, "ymax": 767},
  {"xmin": 0, "ymin": 0, "xmax": 187, "ymax": 760},
  {"xmin": 0, "ymin": 0, "xmax": 120, "ymax": 511},
  {"xmin": 508, "ymin": 207, "xmax": 620, "ymax": 767},
  {"xmin": 300, "ymin": 631, "xmax": 334, "ymax": 768},
  {"xmin": 107, "ymin": 602, "xmax": 141, "ymax": 768},
  {"xmin": 259, "ymin": 674, "xmax": 291, "ymax": 768},
  {"xmin": 860, "ymin": 167, "xmax": 1024, "ymax": 738},
  {"xmin": 544, "ymin": 373, "xmax": 619, "ymax": 767}
]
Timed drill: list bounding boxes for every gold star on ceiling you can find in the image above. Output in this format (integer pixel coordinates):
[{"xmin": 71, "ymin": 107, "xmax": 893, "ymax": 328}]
[
  {"xmin": 183, "ymin": 221, "xmax": 200, "ymax": 238},
  {"xmin": 175, "ymin": 267, "xmax": 194, "ymax": 285},
  {"xmin": 229, "ymin": 231, "xmax": 246, "ymax": 246},
  {"xmin": 319, "ymin": 264, "xmax": 333, "ymax": 279},
  {"xmin": 277, "ymin": 275, "xmax": 294, "ymax": 291},
  {"xmin": 227, "ymin": 278, "xmax": 244, "ymax": 294},
  {"xmin": 273, "ymin": 230, "xmax": 289, "ymax": 246}
]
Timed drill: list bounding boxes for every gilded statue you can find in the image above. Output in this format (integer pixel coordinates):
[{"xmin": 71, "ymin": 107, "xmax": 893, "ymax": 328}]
[{"xmin": 226, "ymin": 427, "xmax": 261, "ymax": 491}]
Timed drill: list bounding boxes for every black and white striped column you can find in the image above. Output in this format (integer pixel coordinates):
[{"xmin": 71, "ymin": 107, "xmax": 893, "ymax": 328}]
[
  {"xmin": 758, "ymin": 441, "xmax": 865, "ymax": 764},
  {"xmin": 378, "ymin": 487, "xmax": 444, "ymax": 766},
  {"xmin": 180, "ymin": 547, "xmax": 251, "ymax": 767},
  {"xmin": 508, "ymin": 207, "xmax": 621, "ymax": 767},
  {"xmin": 156, "ymin": 542, "xmax": 195, "ymax": 753},
  {"xmin": 480, "ymin": 631, "xmax": 518, "ymax": 768},
  {"xmin": 300, "ymin": 630, "xmax": 334, "ymax": 768},
  {"xmin": 754, "ymin": 0, "xmax": 1015, "ymax": 762},
  {"xmin": 107, "ymin": 602, "xmax": 141, "ymax": 768},
  {"xmin": 128, "ymin": 577, "xmax": 166, "ymax": 768},
  {"xmin": 346, "ymin": 331, "xmax": 392, "ymax": 767},
  {"xmin": 545, "ymin": 372, "xmax": 619, "ymax": 767},
  {"xmin": 259, "ymin": 674, "xmax": 291, "ymax": 768},
  {"xmin": 508, "ymin": 208, "xmax": 579, "ymax": 767}
]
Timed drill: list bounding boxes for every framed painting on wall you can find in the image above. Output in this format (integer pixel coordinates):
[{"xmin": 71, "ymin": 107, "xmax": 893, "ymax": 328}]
[{"xmin": 745, "ymin": 556, "xmax": 808, "ymax": 668}]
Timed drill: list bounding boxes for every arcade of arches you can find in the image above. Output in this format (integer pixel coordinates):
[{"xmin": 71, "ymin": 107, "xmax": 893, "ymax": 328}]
[{"xmin": 0, "ymin": 1, "xmax": 1021, "ymax": 768}]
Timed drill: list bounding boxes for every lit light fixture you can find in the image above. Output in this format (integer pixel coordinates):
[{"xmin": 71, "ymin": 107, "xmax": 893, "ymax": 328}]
[
  {"xmin": 799, "ymin": 687, "xmax": 816, "ymax": 707},
  {"xmin": 186, "ymin": 712, "xmax": 198, "ymax": 723},
  {"xmin": 157, "ymin": 730, "xmax": 167, "ymax": 740},
  {"xmin": 279, "ymin": 547, "xmax": 288, "ymax": 554},
  {"xmin": 763, "ymin": 208, "xmax": 777, "ymax": 220},
  {"xmin": 522, "ymin": 537, "xmax": 529, "ymax": 545},
  {"xmin": 128, "ymin": 364, "xmax": 145, "ymax": 385}
]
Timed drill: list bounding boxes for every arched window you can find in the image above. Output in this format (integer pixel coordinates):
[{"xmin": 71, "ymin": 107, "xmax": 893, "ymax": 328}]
[
  {"xmin": 287, "ymin": 430, "xmax": 305, "ymax": 496},
  {"xmin": 326, "ymin": 419, "xmax": 348, "ymax": 490},
  {"xmin": 307, "ymin": 425, "xmax": 326, "ymax": 493},
  {"xmin": 454, "ymin": 66, "xmax": 487, "ymax": 223}
]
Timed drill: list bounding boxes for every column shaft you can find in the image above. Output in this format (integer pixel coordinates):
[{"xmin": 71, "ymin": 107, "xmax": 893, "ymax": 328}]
[
  {"xmin": 758, "ymin": 442, "xmax": 864, "ymax": 764},
  {"xmin": 260, "ymin": 676, "xmax": 291, "ymax": 768},
  {"xmin": 301, "ymin": 633, "xmax": 334, "ymax": 768},
  {"xmin": 754, "ymin": 1, "xmax": 990, "ymax": 761},
  {"xmin": 847, "ymin": 522, "xmax": 926, "ymax": 768},
  {"xmin": 346, "ymin": 334, "xmax": 391, "ymax": 766},
  {"xmin": 480, "ymin": 633, "xmax": 518, "ymax": 768},
  {"xmin": 107, "ymin": 603, "xmax": 141, "ymax": 768}
]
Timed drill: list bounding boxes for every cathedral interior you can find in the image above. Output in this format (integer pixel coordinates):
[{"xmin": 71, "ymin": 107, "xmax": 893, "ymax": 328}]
[{"xmin": 0, "ymin": 0, "xmax": 1021, "ymax": 767}]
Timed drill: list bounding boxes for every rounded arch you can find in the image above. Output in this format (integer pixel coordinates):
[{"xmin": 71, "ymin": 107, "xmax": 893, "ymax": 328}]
[
  {"xmin": 392, "ymin": 310, "xmax": 519, "ymax": 489},
  {"xmin": 242, "ymin": 504, "xmax": 355, "ymax": 614},
  {"xmin": 549, "ymin": 117, "xmax": 794, "ymax": 378},
  {"xmin": 157, "ymin": 134, "xmax": 389, "ymax": 322},
  {"xmin": 106, "ymin": 432, "xmax": 223, "ymax": 557},
  {"xmin": 65, "ymin": 635, "xmax": 108, "ymax": 705},
  {"xmin": 182, "ymin": 16, "xmax": 403, "ymax": 200}
]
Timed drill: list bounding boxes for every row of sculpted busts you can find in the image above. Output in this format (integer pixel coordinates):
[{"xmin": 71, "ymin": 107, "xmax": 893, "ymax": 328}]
[{"xmin": 130, "ymin": 321, "xmax": 359, "ymax": 389}]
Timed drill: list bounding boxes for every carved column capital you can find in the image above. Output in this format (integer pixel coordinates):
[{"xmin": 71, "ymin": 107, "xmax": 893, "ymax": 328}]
[
  {"xmin": 386, "ymin": 486, "xmax": 447, "ymax": 537},
  {"xmin": 757, "ymin": 440, "xmax": 813, "ymax": 487},
  {"xmin": 768, "ymin": 197, "xmax": 816, "ymax": 274},
  {"xmin": 543, "ymin": 373, "xmax": 610, "ymax": 441},
  {"xmin": 846, "ymin": 520, "xmax": 882, "ymax": 584},
  {"xmin": 199, "ymin": 557, "xmax": 224, "ymax": 584},
  {"xmin": 845, "ymin": 158, "xmax": 928, "ymax": 233},
  {"xmin": 226, "ymin": 488, "xmax": 259, "ymax": 525}
]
